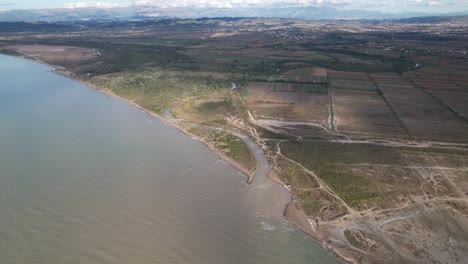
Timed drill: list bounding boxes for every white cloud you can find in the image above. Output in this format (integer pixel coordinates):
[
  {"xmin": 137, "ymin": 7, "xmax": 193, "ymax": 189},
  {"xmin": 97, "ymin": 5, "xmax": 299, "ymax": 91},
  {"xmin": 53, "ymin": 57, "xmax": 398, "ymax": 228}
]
[
  {"xmin": 404, "ymin": 0, "xmax": 466, "ymax": 5},
  {"xmin": 360, "ymin": 0, "xmax": 468, "ymax": 8},
  {"xmin": 64, "ymin": 0, "xmax": 353, "ymax": 9}
]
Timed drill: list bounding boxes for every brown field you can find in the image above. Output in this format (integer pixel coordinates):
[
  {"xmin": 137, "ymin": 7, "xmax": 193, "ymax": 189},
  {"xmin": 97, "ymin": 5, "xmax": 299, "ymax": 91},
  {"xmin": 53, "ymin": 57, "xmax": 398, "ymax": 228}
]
[
  {"xmin": 329, "ymin": 79, "xmax": 376, "ymax": 90},
  {"xmin": 329, "ymin": 52, "xmax": 384, "ymax": 65},
  {"xmin": 287, "ymin": 75, "xmax": 324, "ymax": 83},
  {"xmin": 455, "ymin": 82, "xmax": 468, "ymax": 90},
  {"xmin": 284, "ymin": 68, "xmax": 305, "ymax": 75},
  {"xmin": 410, "ymin": 79, "xmax": 466, "ymax": 92},
  {"xmin": 285, "ymin": 67, "xmax": 328, "ymax": 77},
  {"xmin": 370, "ymin": 73, "xmax": 402, "ymax": 79},
  {"xmin": 289, "ymin": 50, "xmax": 317, "ymax": 57},
  {"xmin": 225, "ymin": 49, "xmax": 263, "ymax": 56},
  {"xmin": 328, "ymin": 70, "xmax": 370, "ymax": 80},
  {"xmin": 429, "ymin": 91, "xmax": 468, "ymax": 118},
  {"xmin": 419, "ymin": 85, "xmax": 465, "ymax": 92},
  {"xmin": 375, "ymin": 79, "xmax": 413, "ymax": 86},
  {"xmin": 328, "ymin": 70, "xmax": 377, "ymax": 91},
  {"xmin": 418, "ymin": 65, "xmax": 468, "ymax": 77},
  {"xmin": 379, "ymin": 85, "xmax": 468, "ymax": 142},
  {"xmin": 4, "ymin": 44, "xmax": 97, "ymax": 63},
  {"xmin": 332, "ymin": 90, "xmax": 406, "ymax": 135},
  {"xmin": 422, "ymin": 74, "xmax": 468, "ymax": 82},
  {"xmin": 371, "ymin": 73, "xmax": 413, "ymax": 85},
  {"xmin": 305, "ymin": 67, "xmax": 327, "ymax": 76},
  {"xmin": 377, "ymin": 84, "xmax": 415, "ymax": 90},
  {"xmin": 247, "ymin": 82, "xmax": 329, "ymax": 124},
  {"xmin": 280, "ymin": 67, "xmax": 328, "ymax": 83},
  {"xmin": 409, "ymin": 79, "xmax": 458, "ymax": 84},
  {"xmin": 224, "ymin": 48, "xmax": 312, "ymax": 58}
]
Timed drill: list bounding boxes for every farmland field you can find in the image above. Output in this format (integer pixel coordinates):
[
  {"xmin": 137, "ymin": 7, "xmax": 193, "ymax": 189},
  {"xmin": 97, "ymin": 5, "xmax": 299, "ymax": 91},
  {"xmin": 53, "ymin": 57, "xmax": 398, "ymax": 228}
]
[
  {"xmin": 332, "ymin": 90, "xmax": 406, "ymax": 136},
  {"xmin": 429, "ymin": 91, "xmax": 468, "ymax": 119},
  {"xmin": 247, "ymin": 82, "xmax": 330, "ymax": 125},
  {"xmin": 379, "ymin": 84, "xmax": 468, "ymax": 142},
  {"xmin": 328, "ymin": 70, "xmax": 376, "ymax": 91},
  {"xmin": 329, "ymin": 79, "xmax": 376, "ymax": 91}
]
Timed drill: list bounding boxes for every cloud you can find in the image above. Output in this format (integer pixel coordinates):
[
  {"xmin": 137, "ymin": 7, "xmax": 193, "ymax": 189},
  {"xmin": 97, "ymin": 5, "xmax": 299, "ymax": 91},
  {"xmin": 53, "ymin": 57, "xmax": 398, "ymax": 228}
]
[
  {"xmin": 64, "ymin": 1, "xmax": 159, "ymax": 9},
  {"xmin": 362, "ymin": 1, "xmax": 396, "ymax": 7},
  {"xmin": 64, "ymin": 0, "xmax": 353, "ymax": 9},
  {"xmin": 361, "ymin": 0, "xmax": 467, "ymax": 8},
  {"xmin": 404, "ymin": 0, "xmax": 467, "ymax": 5}
]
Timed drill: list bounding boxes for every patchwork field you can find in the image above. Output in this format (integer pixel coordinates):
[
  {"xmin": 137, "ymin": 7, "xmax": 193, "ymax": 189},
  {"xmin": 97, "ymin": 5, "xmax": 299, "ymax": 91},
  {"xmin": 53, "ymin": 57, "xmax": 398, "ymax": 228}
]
[
  {"xmin": 332, "ymin": 90, "xmax": 406, "ymax": 136},
  {"xmin": 429, "ymin": 91, "xmax": 468, "ymax": 119},
  {"xmin": 378, "ymin": 84, "xmax": 468, "ymax": 142},
  {"xmin": 329, "ymin": 70, "xmax": 376, "ymax": 91},
  {"xmin": 4, "ymin": 44, "xmax": 97, "ymax": 64},
  {"xmin": 246, "ymin": 81, "xmax": 330, "ymax": 125},
  {"xmin": 268, "ymin": 66, "xmax": 329, "ymax": 83},
  {"xmin": 412, "ymin": 80, "xmax": 466, "ymax": 93}
]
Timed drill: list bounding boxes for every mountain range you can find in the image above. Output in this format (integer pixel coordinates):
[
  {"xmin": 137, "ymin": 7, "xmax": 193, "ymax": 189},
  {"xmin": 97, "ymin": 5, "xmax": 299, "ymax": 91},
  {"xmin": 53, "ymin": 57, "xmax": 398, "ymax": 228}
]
[{"xmin": 0, "ymin": 5, "xmax": 467, "ymax": 22}]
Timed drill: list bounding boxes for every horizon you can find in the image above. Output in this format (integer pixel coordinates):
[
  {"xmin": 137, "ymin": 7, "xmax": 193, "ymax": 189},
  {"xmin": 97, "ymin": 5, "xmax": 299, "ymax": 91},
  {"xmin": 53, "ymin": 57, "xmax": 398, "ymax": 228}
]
[{"xmin": 1, "ymin": 0, "xmax": 468, "ymax": 15}]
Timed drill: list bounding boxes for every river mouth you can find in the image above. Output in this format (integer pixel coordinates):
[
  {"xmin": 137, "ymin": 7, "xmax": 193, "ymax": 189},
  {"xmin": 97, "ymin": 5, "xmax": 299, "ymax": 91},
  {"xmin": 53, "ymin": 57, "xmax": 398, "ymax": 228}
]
[{"xmin": 0, "ymin": 54, "xmax": 342, "ymax": 264}]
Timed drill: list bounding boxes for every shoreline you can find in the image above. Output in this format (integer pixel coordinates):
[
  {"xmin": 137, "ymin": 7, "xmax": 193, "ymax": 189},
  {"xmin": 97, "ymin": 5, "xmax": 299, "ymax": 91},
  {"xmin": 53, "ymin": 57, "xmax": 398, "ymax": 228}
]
[
  {"xmin": 1, "ymin": 51, "xmax": 256, "ymax": 184},
  {"xmin": 269, "ymin": 170, "xmax": 353, "ymax": 264},
  {"xmin": 7, "ymin": 53, "xmax": 351, "ymax": 263},
  {"xmin": 61, "ymin": 72, "xmax": 256, "ymax": 185},
  {"xmin": 284, "ymin": 200, "xmax": 356, "ymax": 264},
  {"xmin": 6, "ymin": 52, "xmax": 259, "ymax": 182}
]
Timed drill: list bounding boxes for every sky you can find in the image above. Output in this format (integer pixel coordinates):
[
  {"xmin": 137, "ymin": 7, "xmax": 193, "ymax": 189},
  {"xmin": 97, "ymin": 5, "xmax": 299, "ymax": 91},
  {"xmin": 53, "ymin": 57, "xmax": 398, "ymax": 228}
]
[{"xmin": 1, "ymin": 0, "xmax": 468, "ymax": 13}]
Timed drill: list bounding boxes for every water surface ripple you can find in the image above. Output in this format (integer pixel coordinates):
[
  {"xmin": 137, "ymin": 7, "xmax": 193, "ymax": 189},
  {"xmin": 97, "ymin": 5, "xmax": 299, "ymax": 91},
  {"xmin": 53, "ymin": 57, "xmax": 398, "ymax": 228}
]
[{"xmin": 0, "ymin": 55, "xmax": 342, "ymax": 264}]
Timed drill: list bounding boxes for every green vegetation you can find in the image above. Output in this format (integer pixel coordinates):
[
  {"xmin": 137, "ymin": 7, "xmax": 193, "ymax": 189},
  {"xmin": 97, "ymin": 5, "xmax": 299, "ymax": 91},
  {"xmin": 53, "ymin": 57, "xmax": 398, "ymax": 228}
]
[
  {"xmin": 111, "ymin": 38, "xmax": 212, "ymax": 46},
  {"xmin": 217, "ymin": 132, "xmax": 254, "ymax": 166},
  {"xmin": 274, "ymin": 153, "xmax": 348, "ymax": 219},
  {"xmin": 344, "ymin": 230, "xmax": 370, "ymax": 249},
  {"xmin": 304, "ymin": 84, "xmax": 328, "ymax": 93},
  {"xmin": 300, "ymin": 52, "xmax": 334, "ymax": 61},
  {"xmin": 280, "ymin": 141, "xmax": 406, "ymax": 208},
  {"xmin": 275, "ymin": 155, "xmax": 318, "ymax": 189},
  {"xmin": 330, "ymin": 85, "xmax": 377, "ymax": 91},
  {"xmin": 90, "ymin": 68, "xmax": 228, "ymax": 113},
  {"xmin": 195, "ymin": 101, "xmax": 226, "ymax": 112},
  {"xmin": 0, "ymin": 48, "xmax": 22, "ymax": 56},
  {"xmin": 297, "ymin": 190, "xmax": 347, "ymax": 219},
  {"xmin": 254, "ymin": 126, "xmax": 289, "ymax": 140},
  {"xmin": 83, "ymin": 44, "xmax": 192, "ymax": 75},
  {"xmin": 172, "ymin": 92, "xmax": 244, "ymax": 127},
  {"xmin": 187, "ymin": 127, "xmax": 256, "ymax": 173}
]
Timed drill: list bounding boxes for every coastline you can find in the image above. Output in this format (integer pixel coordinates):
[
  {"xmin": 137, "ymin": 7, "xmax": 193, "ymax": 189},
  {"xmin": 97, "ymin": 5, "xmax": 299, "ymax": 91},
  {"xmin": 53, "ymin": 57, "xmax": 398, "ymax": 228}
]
[
  {"xmin": 7, "ymin": 53, "xmax": 350, "ymax": 263},
  {"xmin": 284, "ymin": 200, "xmax": 356, "ymax": 264},
  {"xmin": 60, "ymin": 71, "xmax": 256, "ymax": 185},
  {"xmin": 57, "ymin": 77, "xmax": 258, "ymax": 187},
  {"xmin": 1, "ymin": 51, "xmax": 257, "ymax": 184},
  {"xmin": 269, "ymin": 170, "xmax": 354, "ymax": 264}
]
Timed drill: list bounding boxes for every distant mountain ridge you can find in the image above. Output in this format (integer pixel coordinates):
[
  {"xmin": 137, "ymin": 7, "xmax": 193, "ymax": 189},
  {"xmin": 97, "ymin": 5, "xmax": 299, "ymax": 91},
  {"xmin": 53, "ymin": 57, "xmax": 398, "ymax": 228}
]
[{"xmin": 0, "ymin": 5, "xmax": 467, "ymax": 22}]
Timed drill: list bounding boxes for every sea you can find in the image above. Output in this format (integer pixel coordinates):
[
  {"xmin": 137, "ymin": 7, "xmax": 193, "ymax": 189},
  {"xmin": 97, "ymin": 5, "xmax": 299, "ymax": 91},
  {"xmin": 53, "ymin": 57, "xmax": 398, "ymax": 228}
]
[{"xmin": 0, "ymin": 54, "xmax": 342, "ymax": 264}]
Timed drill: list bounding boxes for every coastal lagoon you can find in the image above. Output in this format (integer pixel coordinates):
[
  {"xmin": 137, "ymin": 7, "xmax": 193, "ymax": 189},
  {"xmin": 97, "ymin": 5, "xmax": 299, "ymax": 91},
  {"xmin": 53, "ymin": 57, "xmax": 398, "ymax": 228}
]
[{"xmin": 0, "ymin": 54, "xmax": 341, "ymax": 264}]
